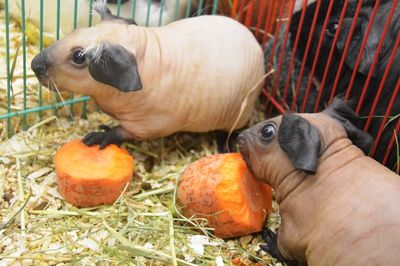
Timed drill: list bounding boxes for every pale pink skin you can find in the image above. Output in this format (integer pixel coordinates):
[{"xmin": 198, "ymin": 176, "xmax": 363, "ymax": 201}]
[
  {"xmin": 37, "ymin": 15, "xmax": 265, "ymax": 140},
  {"xmin": 242, "ymin": 113, "xmax": 400, "ymax": 266}
]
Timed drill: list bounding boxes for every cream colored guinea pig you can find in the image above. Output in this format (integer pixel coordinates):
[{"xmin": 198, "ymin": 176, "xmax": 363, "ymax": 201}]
[{"xmin": 31, "ymin": 2, "xmax": 266, "ymax": 149}]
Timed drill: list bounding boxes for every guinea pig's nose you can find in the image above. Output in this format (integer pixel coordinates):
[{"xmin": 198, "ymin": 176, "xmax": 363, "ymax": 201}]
[{"xmin": 31, "ymin": 52, "xmax": 50, "ymax": 78}]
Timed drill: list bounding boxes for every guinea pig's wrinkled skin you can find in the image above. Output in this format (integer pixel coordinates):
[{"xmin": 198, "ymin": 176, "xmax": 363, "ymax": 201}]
[
  {"xmin": 238, "ymin": 98, "xmax": 400, "ymax": 265},
  {"xmin": 6, "ymin": 0, "xmax": 198, "ymax": 35},
  {"xmin": 31, "ymin": 3, "xmax": 265, "ymax": 146}
]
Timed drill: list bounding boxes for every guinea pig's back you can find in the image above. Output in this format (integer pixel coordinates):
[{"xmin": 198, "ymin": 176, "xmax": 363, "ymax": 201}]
[{"xmin": 153, "ymin": 16, "xmax": 265, "ymax": 132}]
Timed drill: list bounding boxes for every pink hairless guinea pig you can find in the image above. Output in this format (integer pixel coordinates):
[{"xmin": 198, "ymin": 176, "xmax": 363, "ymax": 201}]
[
  {"xmin": 238, "ymin": 97, "xmax": 400, "ymax": 266},
  {"xmin": 31, "ymin": 1, "xmax": 265, "ymax": 151}
]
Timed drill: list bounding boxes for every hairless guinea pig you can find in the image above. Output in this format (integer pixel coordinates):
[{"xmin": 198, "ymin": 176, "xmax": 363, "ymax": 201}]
[
  {"xmin": 31, "ymin": 2, "xmax": 265, "ymax": 149},
  {"xmin": 238, "ymin": 97, "xmax": 400, "ymax": 266}
]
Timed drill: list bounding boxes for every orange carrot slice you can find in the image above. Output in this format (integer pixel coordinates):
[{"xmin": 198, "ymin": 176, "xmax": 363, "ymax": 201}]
[
  {"xmin": 177, "ymin": 153, "xmax": 272, "ymax": 238},
  {"xmin": 55, "ymin": 139, "xmax": 134, "ymax": 207}
]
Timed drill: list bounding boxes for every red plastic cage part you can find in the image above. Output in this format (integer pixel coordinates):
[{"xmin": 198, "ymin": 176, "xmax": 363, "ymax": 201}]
[
  {"xmin": 266, "ymin": 0, "xmax": 297, "ymax": 114},
  {"xmin": 365, "ymin": 32, "xmax": 400, "ymax": 132},
  {"xmin": 370, "ymin": 77, "xmax": 400, "ymax": 158},
  {"xmin": 344, "ymin": 0, "xmax": 382, "ymax": 101},
  {"xmin": 289, "ymin": 0, "xmax": 321, "ymax": 110},
  {"xmin": 313, "ymin": 0, "xmax": 349, "ymax": 113},
  {"xmin": 355, "ymin": 0, "xmax": 399, "ymax": 114},
  {"xmin": 299, "ymin": 0, "xmax": 335, "ymax": 112},
  {"xmin": 328, "ymin": 1, "xmax": 364, "ymax": 103}
]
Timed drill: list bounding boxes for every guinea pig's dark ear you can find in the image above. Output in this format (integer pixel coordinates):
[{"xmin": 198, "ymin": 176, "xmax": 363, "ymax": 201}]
[
  {"xmin": 87, "ymin": 43, "xmax": 142, "ymax": 92},
  {"xmin": 337, "ymin": 18, "xmax": 378, "ymax": 76},
  {"xmin": 323, "ymin": 97, "xmax": 374, "ymax": 154},
  {"xmin": 278, "ymin": 113, "xmax": 321, "ymax": 175}
]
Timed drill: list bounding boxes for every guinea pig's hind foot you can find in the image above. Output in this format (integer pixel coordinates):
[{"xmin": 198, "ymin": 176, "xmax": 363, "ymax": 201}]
[
  {"xmin": 83, "ymin": 125, "xmax": 125, "ymax": 149},
  {"xmin": 261, "ymin": 227, "xmax": 299, "ymax": 266}
]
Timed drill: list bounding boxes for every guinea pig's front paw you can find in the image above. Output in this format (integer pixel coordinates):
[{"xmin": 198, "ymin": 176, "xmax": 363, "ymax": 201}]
[
  {"xmin": 261, "ymin": 227, "xmax": 298, "ymax": 266},
  {"xmin": 83, "ymin": 125, "xmax": 124, "ymax": 149}
]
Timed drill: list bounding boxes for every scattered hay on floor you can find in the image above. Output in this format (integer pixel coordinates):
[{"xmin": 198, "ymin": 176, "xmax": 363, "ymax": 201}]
[{"xmin": 0, "ymin": 111, "xmax": 281, "ymax": 265}]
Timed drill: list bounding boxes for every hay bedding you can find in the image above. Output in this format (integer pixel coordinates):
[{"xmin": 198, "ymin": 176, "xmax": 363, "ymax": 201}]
[
  {"xmin": 0, "ymin": 113, "xmax": 281, "ymax": 265},
  {"xmin": 0, "ymin": 8, "xmax": 282, "ymax": 266}
]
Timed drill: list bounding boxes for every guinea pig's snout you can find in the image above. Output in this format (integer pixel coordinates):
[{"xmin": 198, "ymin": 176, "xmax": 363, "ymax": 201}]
[{"xmin": 31, "ymin": 52, "xmax": 51, "ymax": 82}]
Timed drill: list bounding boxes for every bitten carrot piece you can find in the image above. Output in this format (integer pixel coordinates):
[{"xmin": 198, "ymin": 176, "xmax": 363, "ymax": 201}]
[
  {"xmin": 177, "ymin": 153, "xmax": 272, "ymax": 238},
  {"xmin": 55, "ymin": 139, "xmax": 134, "ymax": 207}
]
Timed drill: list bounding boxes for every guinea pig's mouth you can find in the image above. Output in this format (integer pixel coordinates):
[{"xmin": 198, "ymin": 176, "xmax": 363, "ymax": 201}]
[{"xmin": 237, "ymin": 137, "xmax": 254, "ymax": 174}]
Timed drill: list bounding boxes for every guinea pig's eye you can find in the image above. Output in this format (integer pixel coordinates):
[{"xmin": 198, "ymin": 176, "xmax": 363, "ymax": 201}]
[
  {"xmin": 326, "ymin": 21, "xmax": 339, "ymax": 37},
  {"xmin": 260, "ymin": 123, "xmax": 276, "ymax": 141},
  {"xmin": 71, "ymin": 48, "xmax": 86, "ymax": 65}
]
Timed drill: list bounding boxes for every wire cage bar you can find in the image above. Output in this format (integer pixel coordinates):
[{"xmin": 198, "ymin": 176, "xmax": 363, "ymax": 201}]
[{"xmin": 1, "ymin": 0, "xmax": 399, "ymax": 171}]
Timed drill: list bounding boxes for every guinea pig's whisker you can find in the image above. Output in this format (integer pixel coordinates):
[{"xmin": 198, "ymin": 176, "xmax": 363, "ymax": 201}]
[
  {"xmin": 49, "ymin": 77, "xmax": 74, "ymax": 120},
  {"xmin": 48, "ymin": 80, "xmax": 56, "ymax": 106},
  {"xmin": 46, "ymin": 80, "xmax": 52, "ymax": 107}
]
